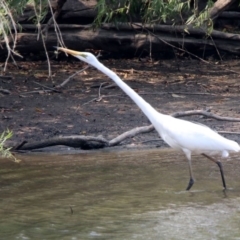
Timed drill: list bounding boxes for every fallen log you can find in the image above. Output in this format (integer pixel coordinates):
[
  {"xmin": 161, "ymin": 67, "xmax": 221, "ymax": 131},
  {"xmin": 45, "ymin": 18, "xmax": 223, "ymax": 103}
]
[
  {"xmin": 9, "ymin": 25, "xmax": 240, "ymax": 55},
  {"xmin": 13, "ymin": 135, "xmax": 109, "ymax": 150},
  {"xmin": 1, "ymin": 0, "xmax": 239, "ymax": 67},
  {"xmin": 19, "ymin": 23, "xmax": 240, "ymax": 41},
  {"xmin": 8, "ymin": 0, "xmax": 240, "ymax": 58}
]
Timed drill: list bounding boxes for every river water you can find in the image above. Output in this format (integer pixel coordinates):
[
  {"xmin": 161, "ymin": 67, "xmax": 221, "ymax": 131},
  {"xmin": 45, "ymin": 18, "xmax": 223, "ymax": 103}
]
[{"xmin": 1, "ymin": 149, "xmax": 240, "ymax": 239}]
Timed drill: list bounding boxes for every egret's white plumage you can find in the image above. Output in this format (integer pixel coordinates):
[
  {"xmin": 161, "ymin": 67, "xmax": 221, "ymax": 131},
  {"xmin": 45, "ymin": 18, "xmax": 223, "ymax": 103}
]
[{"xmin": 57, "ymin": 47, "xmax": 240, "ymax": 190}]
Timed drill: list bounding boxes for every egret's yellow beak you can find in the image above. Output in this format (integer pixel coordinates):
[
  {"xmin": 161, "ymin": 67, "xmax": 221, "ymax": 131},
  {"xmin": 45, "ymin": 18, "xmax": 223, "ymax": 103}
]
[{"xmin": 56, "ymin": 47, "xmax": 87, "ymax": 58}]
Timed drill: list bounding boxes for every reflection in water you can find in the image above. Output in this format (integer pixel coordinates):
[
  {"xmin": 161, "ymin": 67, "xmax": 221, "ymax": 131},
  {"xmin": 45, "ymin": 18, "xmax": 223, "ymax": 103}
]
[{"xmin": 0, "ymin": 149, "xmax": 240, "ymax": 239}]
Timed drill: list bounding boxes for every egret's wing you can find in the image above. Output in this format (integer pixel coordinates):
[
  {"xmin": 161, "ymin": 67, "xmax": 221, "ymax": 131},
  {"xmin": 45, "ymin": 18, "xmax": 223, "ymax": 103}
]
[
  {"xmin": 161, "ymin": 117, "xmax": 238, "ymax": 152},
  {"xmin": 189, "ymin": 120, "xmax": 219, "ymax": 134}
]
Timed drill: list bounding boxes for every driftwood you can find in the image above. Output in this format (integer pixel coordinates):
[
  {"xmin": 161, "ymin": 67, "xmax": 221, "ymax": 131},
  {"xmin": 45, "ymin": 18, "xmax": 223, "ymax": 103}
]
[
  {"xmin": 13, "ymin": 109, "xmax": 240, "ymax": 151},
  {"xmin": 14, "ymin": 135, "xmax": 109, "ymax": 151}
]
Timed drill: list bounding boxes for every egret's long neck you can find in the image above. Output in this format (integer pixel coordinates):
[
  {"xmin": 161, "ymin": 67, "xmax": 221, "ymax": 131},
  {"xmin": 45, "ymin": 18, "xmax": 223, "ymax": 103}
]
[{"xmin": 94, "ymin": 61, "xmax": 165, "ymax": 124}]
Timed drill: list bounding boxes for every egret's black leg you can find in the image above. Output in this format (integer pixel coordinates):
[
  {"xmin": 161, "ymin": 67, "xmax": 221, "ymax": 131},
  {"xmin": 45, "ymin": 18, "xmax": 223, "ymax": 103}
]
[
  {"xmin": 186, "ymin": 177, "xmax": 194, "ymax": 191},
  {"xmin": 216, "ymin": 161, "xmax": 226, "ymax": 189},
  {"xmin": 202, "ymin": 154, "xmax": 227, "ymax": 189},
  {"xmin": 183, "ymin": 150, "xmax": 195, "ymax": 191}
]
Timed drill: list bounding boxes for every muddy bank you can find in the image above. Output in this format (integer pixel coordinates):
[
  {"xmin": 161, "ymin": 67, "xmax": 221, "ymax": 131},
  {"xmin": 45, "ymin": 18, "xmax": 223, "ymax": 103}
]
[{"xmin": 1, "ymin": 58, "xmax": 240, "ymax": 151}]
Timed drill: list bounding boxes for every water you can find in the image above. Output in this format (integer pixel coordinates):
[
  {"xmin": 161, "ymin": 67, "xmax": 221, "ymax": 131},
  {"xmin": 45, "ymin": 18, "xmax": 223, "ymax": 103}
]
[{"xmin": 1, "ymin": 149, "xmax": 240, "ymax": 239}]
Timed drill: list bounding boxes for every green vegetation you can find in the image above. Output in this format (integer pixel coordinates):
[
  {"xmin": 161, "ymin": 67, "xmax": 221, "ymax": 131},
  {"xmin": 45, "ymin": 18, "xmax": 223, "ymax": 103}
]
[
  {"xmin": 95, "ymin": 0, "xmax": 188, "ymax": 25},
  {"xmin": 0, "ymin": 0, "xmax": 48, "ymax": 35},
  {"xmin": 0, "ymin": 130, "xmax": 19, "ymax": 162},
  {"xmin": 94, "ymin": 0, "xmax": 214, "ymax": 27},
  {"xmin": 0, "ymin": 0, "xmax": 48, "ymax": 70}
]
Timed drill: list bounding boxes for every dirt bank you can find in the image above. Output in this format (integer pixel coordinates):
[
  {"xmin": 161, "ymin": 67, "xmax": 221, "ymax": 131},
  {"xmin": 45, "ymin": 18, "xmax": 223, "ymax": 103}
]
[{"xmin": 1, "ymin": 57, "xmax": 240, "ymax": 151}]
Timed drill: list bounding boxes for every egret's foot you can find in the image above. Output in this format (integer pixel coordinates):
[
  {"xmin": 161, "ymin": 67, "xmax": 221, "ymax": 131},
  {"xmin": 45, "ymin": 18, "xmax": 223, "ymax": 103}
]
[
  {"xmin": 186, "ymin": 178, "xmax": 194, "ymax": 191},
  {"xmin": 222, "ymin": 188, "xmax": 228, "ymax": 198},
  {"xmin": 216, "ymin": 161, "xmax": 227, "ymax": 189}
]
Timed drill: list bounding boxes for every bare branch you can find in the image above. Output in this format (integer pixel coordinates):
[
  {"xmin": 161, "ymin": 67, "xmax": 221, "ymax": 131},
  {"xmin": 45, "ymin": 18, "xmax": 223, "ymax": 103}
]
[
  {"xmin": 219, "ymin": 131, "xmax": 240, "ymax": 135},
  {"xmin": 109, "ymin": 109, "xmax": 240, "ymax": 146},
  {"xmin": 0, "ymin": 88, "xmax": 11, "ymax": 94},
  {"xmin": 43, "ymin": 0, "xmax": 67, "ymax": 38},
  {"xmin": 109, "ymin": 125, "xmax": 154, "ymax": 146},
  {"xmin": 41, "ymin": 30, "xmax": 52, "ymax": 78},
  {"xmin": 209, "ymin": 0, "xmax": 237, "ymax": 20},
  {"xmin": 33, "ymin": 81, "xmax": 61, "ymax": 93},
  {"xmin": 55, "ymin": 52, "xmax": 101, "ymax": 89},
  {"xmin": 55, "ymin": 65, "xmax": 90, "ymax": 89},
  {"xmin": 0, "ymin": 0, "xmax": 21, "ymax": 71},
  {"xmin": 132, "ymin": 23, "xmax": 210, "ymax": 64},
  {"xmin": 45, "ymin": 0, "xmax": 66, "ymax": 47},
  {"xmin": 172, "ymin": 109, "xmax": 240, "ymax": 122}
]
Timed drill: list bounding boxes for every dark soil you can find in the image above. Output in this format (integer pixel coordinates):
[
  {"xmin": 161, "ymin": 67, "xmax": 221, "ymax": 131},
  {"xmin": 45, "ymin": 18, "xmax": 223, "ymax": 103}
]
[{"xmin": 1, "ymin": 57, "xmax": 240, "ymax": 151}]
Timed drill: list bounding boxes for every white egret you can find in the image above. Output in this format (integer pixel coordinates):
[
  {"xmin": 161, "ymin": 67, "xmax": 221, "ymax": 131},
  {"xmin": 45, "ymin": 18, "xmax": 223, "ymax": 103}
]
[{"xmin": 57, "ymin": 47, "xmax": 240, "ymax": 190}]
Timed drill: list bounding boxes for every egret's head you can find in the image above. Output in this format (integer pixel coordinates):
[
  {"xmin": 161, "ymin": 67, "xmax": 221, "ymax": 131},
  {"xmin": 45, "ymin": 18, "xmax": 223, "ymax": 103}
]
[{"xmin": 56, "ymin": 47, "xmax": 98, "ymax": 66}]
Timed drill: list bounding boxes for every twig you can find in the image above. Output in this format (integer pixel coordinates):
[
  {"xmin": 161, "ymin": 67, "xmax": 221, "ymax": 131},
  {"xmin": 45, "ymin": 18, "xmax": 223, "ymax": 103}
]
[
  {"xmin": 1, "ymin": 0, "xmax": 22, "ymax": 71},
  {"xmin": 21, "ymin": 65, "xmax": 90, "ymax": 95},
  {"xmin": 103, "ymin": 83, "xmax": 117, "ymax": 89},
  {"xmin": 138, "ymin": 91, "xmax": 215, "ymax": 96},
  {"xmin": 55, "ymin": 65, "xmax": 90, "ymax": 89},
  {"xmin": 210, "ymin": 35, "xmax": 223, "ymax": 61},
  {"xmin": 94, "ymin": 82, "xmax": 108, "ymax": 102},
  {"xmin": 141, "ymin": 139, "xmax": 162, "ymax": 144},
  {"xmin": 45, "ymin": 0, "xmax": 66, "ymax": 47},
  {"xmin": 33, "ymin": 81, "xmax": 61, "ymax": 93},
  {"xmin": 219, "ymin": 131, "xmax": 240, "ymax": 135},
  {"xmin": 132, "ymin": 23, "xmax": 210, "ymax": 64},
  {"xmin": 0, "ymin": 88, "xmax": 11, "ymax": 94},
  {"xmin": 19, "ymin": 89, "xmax": 53, "ymax": 95},
  {"xmin": 87, "ymin": 93, "xmax": 125, "ymax": 104},
  {"xmin": 33, "ymin": 2, "xmax": 52, "ymax": 78},
  {"xmin": 43, "ymin": 0, "xmax": 67, "ymax": 37},
  {"xmin": 172, "ymin": 110, "xmax": 240, "ymax": 122},
  {"xmin": 83, "ymin": 98, "xmax": 99, "ymax": 105},
  {"xmin": 83, "ymin": 82, "xmax": 107, "ymax": 105},
  {"xmin": 83, "ymin": 93, "xmax": 125, "ymax": 105},
  {"xmin": 55, "ymin": 53, "xmax": 101, "ymax": 89},
  {"xmin": 228, "ymin": 69, "xmax": 240, "ymax": 75},
  {"xmin": 41, "ymin": 30, "xmax": 52, "ymax": 78}
]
